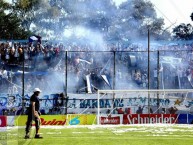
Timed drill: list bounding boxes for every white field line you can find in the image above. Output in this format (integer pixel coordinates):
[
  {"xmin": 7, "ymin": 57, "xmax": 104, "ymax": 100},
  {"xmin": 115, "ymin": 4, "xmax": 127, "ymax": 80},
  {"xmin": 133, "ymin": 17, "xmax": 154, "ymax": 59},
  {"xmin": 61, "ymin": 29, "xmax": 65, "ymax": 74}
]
[
  {"xmin": 5, "ymin": 137, "xmax": 193, "ymax": 141},
  {"xmin": 4, "ymin": 124, "xmax": 193, "ymax": 130},
  {"xmin": 47, "ymin": 132, "xmax": 61, "ymax": 135},
  {"xmin": 47, "ymin": 136, "xmax": 193, "ymax": 140},
  {"xmin": 5, "ymin": 125, "xmax": 193, "ymax": 131},
  {"xmin": 110, "ymin": 128, "xmax": 193, "ymax": 135},
  {"xmin": 147, "ymin": 134, "xmax": 193, "ymax": 137},
  {"xmin": 72, "ymin": 132, "xmax": 96, "ymax": 134}
]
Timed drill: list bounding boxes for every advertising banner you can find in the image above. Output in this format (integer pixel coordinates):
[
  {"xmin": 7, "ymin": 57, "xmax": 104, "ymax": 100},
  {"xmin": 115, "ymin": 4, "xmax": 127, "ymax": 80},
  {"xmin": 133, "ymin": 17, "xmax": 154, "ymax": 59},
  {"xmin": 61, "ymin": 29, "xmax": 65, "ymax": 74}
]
[
  {"xmin": 15, "ymin": 115, "xmax": 67, "ymax": 126},
  {"xmin": 0, "ymin": 116, "xmax": 7, "ymax": 127},
  {"xmin": 123, "ymin": 114, "xmax": 178, "ymax": 124},
  {"xmin": 15, "ymin": 115, "xmax": 27, "ymax": 126},
  {"xmin": 67, "ymin": 114, "xmax": 96, "ymax": 125},
  {"xmin": 1, "ymin": 92, "xmax": 192, "ymax": 115},
  {"xmin": 178, "ymin": 114, "xmax": 193, "ymax": 124},
  {"xmin": 100, "ymin": 115, "xmax": 123, "ymax": 125},
  {"xmin": 187, "ymin": 114, "xmax": 193, "ymax": 124}
]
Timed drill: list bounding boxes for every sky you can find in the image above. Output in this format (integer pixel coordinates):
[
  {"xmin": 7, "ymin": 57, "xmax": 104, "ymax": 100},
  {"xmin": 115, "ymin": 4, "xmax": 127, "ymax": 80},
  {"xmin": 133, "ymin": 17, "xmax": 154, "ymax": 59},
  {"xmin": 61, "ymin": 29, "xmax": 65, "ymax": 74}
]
[{"xmin": 113, "ymin": 0, "xmax": 193, "ymax": 30}]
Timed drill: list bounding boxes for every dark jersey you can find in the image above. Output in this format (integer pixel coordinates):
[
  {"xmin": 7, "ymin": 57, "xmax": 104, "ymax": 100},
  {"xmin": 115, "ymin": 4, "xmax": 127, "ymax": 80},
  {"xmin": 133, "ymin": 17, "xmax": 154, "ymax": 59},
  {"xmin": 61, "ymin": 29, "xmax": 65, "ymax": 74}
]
[{"xmin": 29, "ymin": 94, "xmax": 40, "ymax": 112}]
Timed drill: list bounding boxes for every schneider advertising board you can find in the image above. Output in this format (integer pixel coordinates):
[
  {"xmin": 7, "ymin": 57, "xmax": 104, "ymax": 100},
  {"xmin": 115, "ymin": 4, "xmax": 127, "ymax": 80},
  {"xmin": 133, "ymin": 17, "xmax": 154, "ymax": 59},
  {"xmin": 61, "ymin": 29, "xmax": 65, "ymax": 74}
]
[{"xmin": 100, "ymin": 114, "xmax": 177, "ymax": 124}]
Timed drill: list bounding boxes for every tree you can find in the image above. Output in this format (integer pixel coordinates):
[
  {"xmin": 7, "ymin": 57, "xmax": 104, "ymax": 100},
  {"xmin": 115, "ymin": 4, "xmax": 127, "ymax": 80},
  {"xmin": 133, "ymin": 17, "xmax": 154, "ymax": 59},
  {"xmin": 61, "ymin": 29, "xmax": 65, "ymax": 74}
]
[
  {"xmin": 109, "ymin": 0, "xmax": 168, "ymax": 41},
  {"xmin": 9, "ymin": 0, "xmax": 170, "ymax": 41},
  {"xmin": 191, "ymin": 12, "xmax": 193, "ymax": 21},
  {"xmin": 0, "ymin": 0, "xmax": 31, "ymax": 39},
  {"xmin": 14, "ymin": 0, "xmax": 41, "ymax": 30},
  {"xmin": 13, "ymin": 0, "xmax": 68, "ymax": 38},
  {"xmin": 172, "ymin": 23, "xmax": 193, "ymax": 40},
  {"xmin": 172, "ymin": 11, "xmax": 193, "ymax": 40},
  {"xmin": 13, "ymin": 0, "xmax": 117, "ymax": 39}
]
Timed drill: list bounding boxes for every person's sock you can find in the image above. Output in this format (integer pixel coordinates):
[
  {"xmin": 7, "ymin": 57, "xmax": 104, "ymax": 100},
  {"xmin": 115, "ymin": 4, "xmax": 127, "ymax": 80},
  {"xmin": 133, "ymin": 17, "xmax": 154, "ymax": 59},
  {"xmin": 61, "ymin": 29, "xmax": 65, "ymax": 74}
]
[
  {"xmin": 25, "ymin": 132, "xmax": 29, "ymax": 136},
  {"xmin": 36, "ymin": 128, "xmax": 39, "ymax": 135}
]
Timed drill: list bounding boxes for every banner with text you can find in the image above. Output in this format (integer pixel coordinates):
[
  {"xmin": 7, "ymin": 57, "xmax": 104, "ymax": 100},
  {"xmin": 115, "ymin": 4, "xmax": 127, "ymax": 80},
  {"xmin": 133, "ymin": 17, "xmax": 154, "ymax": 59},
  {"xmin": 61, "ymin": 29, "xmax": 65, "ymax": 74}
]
[
  {"xmin": 1, "ymin": 92, "xmax": 192, "ymax": 115},
  {"xmin": 100, "ymin": 115, "xmax": 123, "ymax": 125},
  {"xmin": 123, "ymin": 114, "xmax": 178, "ymax": 124},
  {"xmin": 15, "ymin": 115, "xmax": 67, "ymax": 126}
]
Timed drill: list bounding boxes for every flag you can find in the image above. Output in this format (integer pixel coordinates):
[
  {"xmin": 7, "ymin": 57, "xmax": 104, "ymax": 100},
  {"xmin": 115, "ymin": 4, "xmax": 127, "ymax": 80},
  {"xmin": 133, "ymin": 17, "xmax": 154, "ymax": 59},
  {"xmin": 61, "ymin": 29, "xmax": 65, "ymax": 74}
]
[
  {"xmin": 101, "ymin": 75, "xmax": 111, "ymax": 88},
  {"xmin": 86, "ymin": 75, "xmax": 92, "ymax": 94},
  {"xmin": 29, "ymin": 35, "xmax": 42, "ymax": 44}
]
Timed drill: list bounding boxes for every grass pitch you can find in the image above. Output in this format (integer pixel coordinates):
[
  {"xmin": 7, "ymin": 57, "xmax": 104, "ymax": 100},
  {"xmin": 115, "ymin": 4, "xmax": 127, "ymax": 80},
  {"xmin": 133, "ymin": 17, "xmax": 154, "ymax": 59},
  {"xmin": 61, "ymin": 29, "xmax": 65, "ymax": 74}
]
[{"xmin": 1, "ymin": 124, "xmax": 193, "ymax": 145}]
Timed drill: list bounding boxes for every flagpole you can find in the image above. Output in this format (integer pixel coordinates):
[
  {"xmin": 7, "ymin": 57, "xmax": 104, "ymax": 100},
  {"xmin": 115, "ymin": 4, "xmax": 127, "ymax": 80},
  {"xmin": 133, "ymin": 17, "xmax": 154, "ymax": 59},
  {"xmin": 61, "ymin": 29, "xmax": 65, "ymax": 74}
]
[{"xmin": 148, "ymin": 29, "xmax": 150, "ymax": 116}]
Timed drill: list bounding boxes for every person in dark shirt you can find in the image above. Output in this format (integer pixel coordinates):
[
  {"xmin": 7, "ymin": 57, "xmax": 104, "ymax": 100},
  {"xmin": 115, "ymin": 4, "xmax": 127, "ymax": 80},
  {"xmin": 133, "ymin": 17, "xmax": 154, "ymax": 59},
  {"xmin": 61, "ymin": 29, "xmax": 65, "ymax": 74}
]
[
  {"xmin": 168, "ymin": 106, "xmax": 178, "ymax": 114},
  {"xmin": 136, "ymin": 106, "xmax": 144, "ymax": 114},
  {"xmin": 25, "ymin": 88, "xmax": 43, "ymax": 139}
]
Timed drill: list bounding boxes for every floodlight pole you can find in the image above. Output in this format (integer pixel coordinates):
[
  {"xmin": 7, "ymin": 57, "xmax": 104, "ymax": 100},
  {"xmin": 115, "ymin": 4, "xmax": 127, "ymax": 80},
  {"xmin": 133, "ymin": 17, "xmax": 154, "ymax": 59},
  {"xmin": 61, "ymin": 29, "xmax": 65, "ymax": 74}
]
[
  {"xmin": 157, "ymin": 50, "xmax": 160, "ymax": 113},
  {"xmin": 65, "ymin": 51, "xmax": 68, "ymax": 115},
  {"xmin": 113, "ymin": 51, "xmax": 116, "ymax": 114}
]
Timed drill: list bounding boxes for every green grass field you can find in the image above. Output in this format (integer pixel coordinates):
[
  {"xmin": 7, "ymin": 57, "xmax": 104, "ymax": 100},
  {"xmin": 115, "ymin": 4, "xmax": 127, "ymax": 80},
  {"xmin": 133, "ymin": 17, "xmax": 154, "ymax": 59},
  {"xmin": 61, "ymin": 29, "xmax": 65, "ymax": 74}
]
[{"xmin": 1, "ymin": 124, "xmax": 193, "ymax": 145}]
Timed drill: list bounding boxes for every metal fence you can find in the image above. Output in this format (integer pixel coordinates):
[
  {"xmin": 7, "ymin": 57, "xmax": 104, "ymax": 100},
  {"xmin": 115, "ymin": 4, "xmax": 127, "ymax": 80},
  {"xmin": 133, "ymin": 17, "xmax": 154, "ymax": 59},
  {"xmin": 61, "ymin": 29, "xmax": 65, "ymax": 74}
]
[{"xmin": 0, "ymin": 47, "xmax": 193, "ymax": 115}]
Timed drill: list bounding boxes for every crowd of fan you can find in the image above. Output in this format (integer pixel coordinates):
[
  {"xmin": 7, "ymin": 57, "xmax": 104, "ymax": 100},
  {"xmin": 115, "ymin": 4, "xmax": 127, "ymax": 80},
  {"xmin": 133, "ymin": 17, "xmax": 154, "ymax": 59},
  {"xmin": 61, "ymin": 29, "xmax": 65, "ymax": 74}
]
[{"xmin": 0, "ymin": 41, "xmax": 193, "ymax": 94}]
